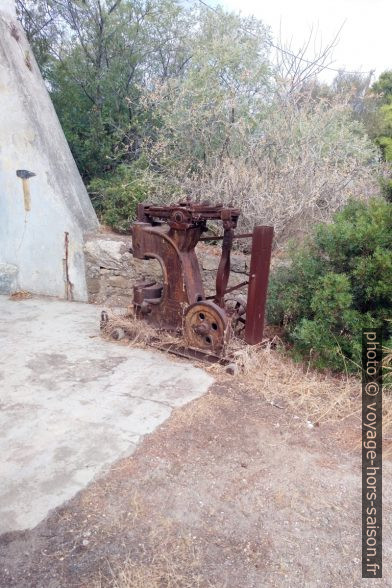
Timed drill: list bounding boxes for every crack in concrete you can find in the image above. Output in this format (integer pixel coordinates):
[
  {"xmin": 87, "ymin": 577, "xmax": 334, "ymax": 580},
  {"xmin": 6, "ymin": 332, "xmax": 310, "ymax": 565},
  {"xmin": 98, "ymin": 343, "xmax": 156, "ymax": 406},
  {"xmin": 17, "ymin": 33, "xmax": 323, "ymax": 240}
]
[{"xmin": 120, "ymin": 392, "xmax": 173, "ymax": 409}]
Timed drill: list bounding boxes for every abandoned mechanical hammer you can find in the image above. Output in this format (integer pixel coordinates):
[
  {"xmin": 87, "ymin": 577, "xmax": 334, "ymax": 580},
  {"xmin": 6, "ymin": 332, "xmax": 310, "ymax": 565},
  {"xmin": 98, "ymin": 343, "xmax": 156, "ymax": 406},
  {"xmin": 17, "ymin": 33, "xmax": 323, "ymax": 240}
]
[{"xmin": 125, "ymin": 200, "xmax": 273, "ymax": 358}]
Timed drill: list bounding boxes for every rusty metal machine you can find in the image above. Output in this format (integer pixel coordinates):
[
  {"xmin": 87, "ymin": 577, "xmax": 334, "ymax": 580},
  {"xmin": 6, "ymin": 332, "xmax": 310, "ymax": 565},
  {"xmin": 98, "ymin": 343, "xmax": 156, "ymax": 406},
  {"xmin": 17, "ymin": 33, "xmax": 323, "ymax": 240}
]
[{"xmin": 131, "ymin": 201, "xmax": 273, "ymax": 357}]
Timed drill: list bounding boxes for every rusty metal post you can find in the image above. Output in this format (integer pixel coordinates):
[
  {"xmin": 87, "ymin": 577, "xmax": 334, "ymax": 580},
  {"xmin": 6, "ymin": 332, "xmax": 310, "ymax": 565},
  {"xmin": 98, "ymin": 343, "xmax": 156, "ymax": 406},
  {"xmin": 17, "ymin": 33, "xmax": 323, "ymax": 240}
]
[
  {"xmin": 244, "ymin": 225, "xmax": 274, "ymax": 345},
  {"xmin": 214, "ymin": 225, "xmax": 234, "ymax": 308}
]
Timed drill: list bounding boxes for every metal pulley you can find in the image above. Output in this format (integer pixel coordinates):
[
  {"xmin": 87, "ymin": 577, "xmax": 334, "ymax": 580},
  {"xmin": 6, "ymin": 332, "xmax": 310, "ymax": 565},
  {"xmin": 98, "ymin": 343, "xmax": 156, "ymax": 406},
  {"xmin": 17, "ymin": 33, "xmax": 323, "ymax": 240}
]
[{"xmin": 184, "ymin": 301, "xmax": 229, "ymax": 352}]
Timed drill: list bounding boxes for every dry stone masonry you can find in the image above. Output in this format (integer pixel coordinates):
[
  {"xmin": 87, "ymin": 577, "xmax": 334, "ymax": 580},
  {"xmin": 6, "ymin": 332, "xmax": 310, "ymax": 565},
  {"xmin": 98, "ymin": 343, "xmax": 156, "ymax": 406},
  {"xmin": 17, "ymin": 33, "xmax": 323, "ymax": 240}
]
[{"xmin": 84, "ymin": 232, "xmax": 250, "ymax": 308}]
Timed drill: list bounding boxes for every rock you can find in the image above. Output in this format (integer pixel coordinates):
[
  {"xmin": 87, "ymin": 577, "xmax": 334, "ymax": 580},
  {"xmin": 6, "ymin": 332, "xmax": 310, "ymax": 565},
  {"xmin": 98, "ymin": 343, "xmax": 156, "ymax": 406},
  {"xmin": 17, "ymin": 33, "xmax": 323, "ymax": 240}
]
[
  {"xmin": 230, "ymin": 254, "xmax": 248, "ymax": 273},
  {"xmin": 200, "ymin": 254, "xmax": 219, "ymax": 271},
  {"xmin": 106, "ymin": 287, "xmax": 133, "ymax": 297},
  {"xmin": 0, "ymin": 263, "xmax": 18, "ymax": 294},
  {"xmin": 225, "ymin": 363, "xmax": 238, "ymax": 376},
  {"xmin": 86, "ymin": 264, "xmax": 100, "ymax": 279},
  {"xmin": 120, "ymin": 252, "xmax": 133, "ymax": 264},
  {"xmin": 86, "ymin": 277, "xmax": 101, "ymax": 294},
  {"xmin": 84, "ymin": 239, "xmax": 127, "ymax": 269},
  {"xmin": 108, "ymin": 275, "xmax": 129, "ymax": 289},
  {"xmin": 133, "ymin": 258, "xmax": 162, "ymax": 280},
  {"xmin": 105, "ymin": 294, "xmax": 132, "ymax": 308},
  {"xmin": 111, "ymin": 327, "xmax": 125, "ymax": 340},
  {"xmin": 119, "ymin": 242, "xmax": 129, "ymax": 255},
  {"xmin": 199, "ymin": 251, "xmax": 249, "ymax": 274}
]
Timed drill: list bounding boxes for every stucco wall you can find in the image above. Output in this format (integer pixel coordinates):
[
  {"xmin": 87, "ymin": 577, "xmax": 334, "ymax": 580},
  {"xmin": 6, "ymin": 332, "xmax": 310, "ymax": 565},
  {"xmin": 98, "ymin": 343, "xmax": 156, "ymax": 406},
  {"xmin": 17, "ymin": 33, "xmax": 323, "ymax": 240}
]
[{"xmin": 0, "ymin": 1, "xmax": 98, "ymax": 301}]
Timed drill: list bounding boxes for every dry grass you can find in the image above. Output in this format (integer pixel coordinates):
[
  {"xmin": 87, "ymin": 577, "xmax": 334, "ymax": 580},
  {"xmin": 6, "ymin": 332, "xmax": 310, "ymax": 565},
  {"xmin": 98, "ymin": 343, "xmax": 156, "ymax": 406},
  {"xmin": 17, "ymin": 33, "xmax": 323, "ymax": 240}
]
[
  {"xmin": 9, "ymin": 290, "xmax": 32, "ymax": 300},
  {"xmin": 384, "ymin": 341, "xmax": 392, "ymax": 392},
  {"xmin": 93, "ymin": 520, "xmax": 205, "ymax": 588},
  {"xmin": 101, "ymin": 312, "xmax": 158, "ymax": 346},
  {"xmin": 209, "ymin": 337, "xmax": 392, "ymax": 443},
  {"xmin": 102, "ymin": 313, "xmax": 392, "ymax": 438},
  {"xmin": 210, "ymin": 339, "xmax": 361, "ymax": 423}
]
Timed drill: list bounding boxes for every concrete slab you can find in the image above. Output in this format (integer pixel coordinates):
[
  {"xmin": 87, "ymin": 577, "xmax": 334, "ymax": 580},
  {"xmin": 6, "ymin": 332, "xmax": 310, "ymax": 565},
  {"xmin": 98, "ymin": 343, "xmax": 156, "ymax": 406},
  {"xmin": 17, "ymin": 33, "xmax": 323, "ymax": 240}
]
[{"xmin": 0, "ymin": 296, "xmax": 213, "ymax": 534}]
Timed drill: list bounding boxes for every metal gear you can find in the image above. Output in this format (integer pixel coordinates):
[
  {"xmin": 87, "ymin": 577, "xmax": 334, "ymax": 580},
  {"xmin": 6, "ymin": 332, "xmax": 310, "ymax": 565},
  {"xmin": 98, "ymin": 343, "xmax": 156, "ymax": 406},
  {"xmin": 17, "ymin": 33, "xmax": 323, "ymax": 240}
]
[
  {"xmin": 184, "ymin": 301, "xmax": 229, "ymax": 352},
  {"xmin": 225, "ymin": 294, "xmax": 247, "ymax": 335}
]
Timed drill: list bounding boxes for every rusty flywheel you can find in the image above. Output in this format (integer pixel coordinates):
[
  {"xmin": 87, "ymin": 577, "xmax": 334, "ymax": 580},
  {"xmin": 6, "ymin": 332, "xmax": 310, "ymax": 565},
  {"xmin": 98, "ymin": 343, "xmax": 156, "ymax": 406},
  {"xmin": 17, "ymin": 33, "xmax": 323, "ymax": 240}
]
[{"xmin": 184, "ymin": 301, "xmax": 229, "ymax": 352}]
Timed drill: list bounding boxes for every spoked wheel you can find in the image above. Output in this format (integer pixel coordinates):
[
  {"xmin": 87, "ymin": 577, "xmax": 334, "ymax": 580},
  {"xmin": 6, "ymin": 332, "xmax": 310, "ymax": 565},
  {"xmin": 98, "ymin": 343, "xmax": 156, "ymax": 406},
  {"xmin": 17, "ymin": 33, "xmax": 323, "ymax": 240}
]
[{"xmin": 184, "ymin": 301, "xmax": 229, "ymax": 352}]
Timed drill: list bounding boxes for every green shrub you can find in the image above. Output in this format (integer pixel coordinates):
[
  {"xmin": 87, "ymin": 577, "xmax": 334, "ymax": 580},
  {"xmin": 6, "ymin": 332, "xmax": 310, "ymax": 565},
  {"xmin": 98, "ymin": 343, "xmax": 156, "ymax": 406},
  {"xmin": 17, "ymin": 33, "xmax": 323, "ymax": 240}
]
[
  {"xmin": 88, "ymin": 165, "xmax": 150, "ymax": 232},
  {"xmin": 380, "ymin": 174, "xmax": 392, "ymax": 203},
  {"xmin": 267, "ymin": 198, "xmax": 392, "ymax": 372}
]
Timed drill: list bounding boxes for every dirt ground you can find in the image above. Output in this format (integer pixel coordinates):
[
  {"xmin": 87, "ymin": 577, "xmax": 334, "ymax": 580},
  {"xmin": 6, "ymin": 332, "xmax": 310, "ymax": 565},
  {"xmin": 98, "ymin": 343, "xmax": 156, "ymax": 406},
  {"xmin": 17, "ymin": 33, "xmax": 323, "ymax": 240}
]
[{"xmin": 0, "ymin": 372, "xmax": 391, "ymax": 588}]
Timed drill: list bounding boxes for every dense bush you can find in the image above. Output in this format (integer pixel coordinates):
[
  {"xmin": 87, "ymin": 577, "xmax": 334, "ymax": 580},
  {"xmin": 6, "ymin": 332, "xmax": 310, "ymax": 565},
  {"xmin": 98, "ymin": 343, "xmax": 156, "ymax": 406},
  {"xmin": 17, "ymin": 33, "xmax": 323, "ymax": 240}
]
[
  {"xmin": 88, "ymin": 166, "xmax": 150, "ymax": 232},
  {"xmin": 267, "ymin": 198, "xmax": 392, "ymax": 372}
]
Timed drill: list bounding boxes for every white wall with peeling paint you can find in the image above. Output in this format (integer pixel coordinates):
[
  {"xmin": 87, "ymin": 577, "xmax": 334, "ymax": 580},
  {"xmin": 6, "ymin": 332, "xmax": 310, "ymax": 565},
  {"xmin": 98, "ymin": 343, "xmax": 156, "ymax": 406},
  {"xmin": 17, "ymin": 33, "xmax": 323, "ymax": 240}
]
[{"xmin": 0, "ymin": 1, "xmax": 98, "ymax": 301}]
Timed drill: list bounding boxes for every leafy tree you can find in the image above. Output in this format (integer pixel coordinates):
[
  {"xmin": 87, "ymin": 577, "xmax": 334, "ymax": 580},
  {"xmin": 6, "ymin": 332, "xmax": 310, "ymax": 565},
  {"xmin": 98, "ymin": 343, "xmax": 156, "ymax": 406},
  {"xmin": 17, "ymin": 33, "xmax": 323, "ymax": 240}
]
[
  {"xmin": 142, "ymin": 6, "xmax": 272, "ymax": 177},
  {"xmin": 332, "ymin": 71, "xmax": 374, "ymax": 116},
  {"xmin": 17, "ymin": 0, "xmax": 195, "ymax": 179},
  {"xmin": 16, "ymin": 0, "xmax": 60, "ymax": 71},
  {"xmin": 372, "ymin": 70, "xmax": 392, "ymax": 104},
  {"xmin": 370, "ymin": 71, "xmax": 392, "ymax": 200}
]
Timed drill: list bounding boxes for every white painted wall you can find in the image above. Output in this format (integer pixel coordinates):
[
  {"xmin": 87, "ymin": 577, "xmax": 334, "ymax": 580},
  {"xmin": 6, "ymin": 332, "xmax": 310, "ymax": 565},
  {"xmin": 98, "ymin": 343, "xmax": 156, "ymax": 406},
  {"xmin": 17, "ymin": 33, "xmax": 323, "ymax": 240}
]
[{"xmin": 0, "ymin": 1, "xmax": 99, "ymax": 301}]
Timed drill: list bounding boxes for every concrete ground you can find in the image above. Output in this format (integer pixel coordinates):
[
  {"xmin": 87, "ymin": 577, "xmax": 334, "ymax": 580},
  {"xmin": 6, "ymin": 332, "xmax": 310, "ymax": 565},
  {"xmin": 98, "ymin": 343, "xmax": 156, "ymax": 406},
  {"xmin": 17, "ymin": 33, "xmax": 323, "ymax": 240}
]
[{"xmin": 0, "ymin": 295, "xmax": 213, "ymax": 534}]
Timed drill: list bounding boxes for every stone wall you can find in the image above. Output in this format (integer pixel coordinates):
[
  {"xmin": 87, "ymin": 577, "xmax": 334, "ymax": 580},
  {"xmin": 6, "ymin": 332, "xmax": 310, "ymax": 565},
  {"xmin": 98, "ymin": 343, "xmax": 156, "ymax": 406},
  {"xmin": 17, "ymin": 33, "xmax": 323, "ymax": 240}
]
[{"xmin": 84, "ymin": 232, "xmax": 250, "ymax": 308}]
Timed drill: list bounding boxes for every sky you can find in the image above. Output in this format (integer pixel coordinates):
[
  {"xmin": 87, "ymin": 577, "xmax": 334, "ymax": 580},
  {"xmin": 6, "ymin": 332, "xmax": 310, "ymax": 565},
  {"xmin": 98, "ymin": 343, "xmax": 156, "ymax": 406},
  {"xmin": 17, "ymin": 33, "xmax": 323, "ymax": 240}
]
[{"xmin": 214, "ymin": 0, "xmax": 392, "ymax": 84}]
